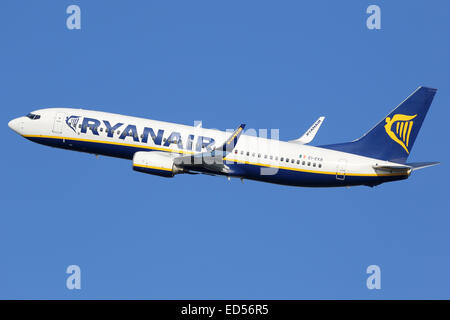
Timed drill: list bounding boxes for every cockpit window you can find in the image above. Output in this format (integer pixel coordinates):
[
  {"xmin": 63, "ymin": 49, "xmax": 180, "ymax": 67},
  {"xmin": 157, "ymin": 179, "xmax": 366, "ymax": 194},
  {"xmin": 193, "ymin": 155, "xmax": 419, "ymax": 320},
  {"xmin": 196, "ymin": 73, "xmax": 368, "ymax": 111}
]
[{"xmin": 26, "ymin": 113, "xmax": 41, "ymax": 120}]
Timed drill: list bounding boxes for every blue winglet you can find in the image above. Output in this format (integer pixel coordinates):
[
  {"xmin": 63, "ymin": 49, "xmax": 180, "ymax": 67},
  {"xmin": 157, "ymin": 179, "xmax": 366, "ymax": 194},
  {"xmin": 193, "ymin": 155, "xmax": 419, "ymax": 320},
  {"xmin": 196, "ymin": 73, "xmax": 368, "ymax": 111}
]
[{"xmin": 220, "ymin": 124, "xmax": 246, "ymax": 154}]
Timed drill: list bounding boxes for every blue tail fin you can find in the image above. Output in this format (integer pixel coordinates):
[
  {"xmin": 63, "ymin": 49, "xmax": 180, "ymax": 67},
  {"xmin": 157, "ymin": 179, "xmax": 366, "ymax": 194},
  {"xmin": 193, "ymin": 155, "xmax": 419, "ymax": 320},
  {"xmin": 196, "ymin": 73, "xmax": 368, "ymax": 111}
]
[{"xmin": 319, "ymin": 86, "xmax": 437, "ymax": 163}]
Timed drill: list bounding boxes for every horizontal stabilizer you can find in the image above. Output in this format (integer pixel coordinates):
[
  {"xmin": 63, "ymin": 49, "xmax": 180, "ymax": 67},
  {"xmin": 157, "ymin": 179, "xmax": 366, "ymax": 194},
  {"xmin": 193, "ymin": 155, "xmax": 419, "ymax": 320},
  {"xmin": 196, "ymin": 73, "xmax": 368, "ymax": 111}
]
[
  {"xmin": 373, "ymin": 161, "xmax": 440, "ymax": 173},
  {"xmin": 289, "ymin": 116, "xmax": 325, "ymax": 145},
  {"xmin": 373, "ymin": 163, "xmax": 412, "ymax": 173},
  {"xmin": 406, "ymin": 161, "xmax": 440, "ymax": 171}
]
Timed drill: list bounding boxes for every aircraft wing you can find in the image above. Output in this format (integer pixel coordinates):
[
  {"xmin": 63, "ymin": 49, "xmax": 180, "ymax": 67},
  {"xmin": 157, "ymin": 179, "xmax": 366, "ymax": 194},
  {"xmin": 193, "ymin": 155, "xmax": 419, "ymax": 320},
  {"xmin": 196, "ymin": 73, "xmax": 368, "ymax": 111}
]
[
  {"xmin": 289, "ymin": 116, "xmax": 325, "ymax": 145},
  {"xmin": 173, "ymin": 124, "xmax": 246, "ymax": 174}
]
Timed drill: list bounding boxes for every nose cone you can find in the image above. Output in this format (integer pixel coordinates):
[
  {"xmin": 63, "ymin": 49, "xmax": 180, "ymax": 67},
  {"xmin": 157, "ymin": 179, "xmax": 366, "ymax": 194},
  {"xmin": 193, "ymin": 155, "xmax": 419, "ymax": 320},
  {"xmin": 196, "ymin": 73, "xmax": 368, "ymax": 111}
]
[
  {"xmin": 8, "ymin": 118, "xmax": 21, "ymax": 134},
  {"xmin": 8, "ymin": 119, "xmax": 15, "ymax": 130}
]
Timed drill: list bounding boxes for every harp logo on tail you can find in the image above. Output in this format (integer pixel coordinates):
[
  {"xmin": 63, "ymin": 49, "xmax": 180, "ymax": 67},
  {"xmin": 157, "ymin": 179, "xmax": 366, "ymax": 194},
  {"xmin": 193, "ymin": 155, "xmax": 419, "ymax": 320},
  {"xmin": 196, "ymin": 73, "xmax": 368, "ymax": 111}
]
[{"xmin": 384, "ymin": 114, "xmax": 417, "ymax": 153}]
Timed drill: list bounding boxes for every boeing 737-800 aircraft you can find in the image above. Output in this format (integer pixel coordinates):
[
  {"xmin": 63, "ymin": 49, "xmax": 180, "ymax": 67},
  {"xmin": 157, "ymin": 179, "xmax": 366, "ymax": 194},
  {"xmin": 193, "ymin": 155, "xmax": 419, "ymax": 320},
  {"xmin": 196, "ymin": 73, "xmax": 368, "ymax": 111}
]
[{"xmin": 8, "ymin": 86, "xmax": 439, "ymax": 187}]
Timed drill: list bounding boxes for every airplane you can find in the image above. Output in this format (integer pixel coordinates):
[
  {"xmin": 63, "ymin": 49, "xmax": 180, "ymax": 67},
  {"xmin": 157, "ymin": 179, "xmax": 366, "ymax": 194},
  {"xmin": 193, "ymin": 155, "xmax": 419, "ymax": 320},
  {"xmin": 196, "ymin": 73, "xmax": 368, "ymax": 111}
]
[{"xmin": 8, "ymin": 86, "xmax": 439, "ymax": 188}]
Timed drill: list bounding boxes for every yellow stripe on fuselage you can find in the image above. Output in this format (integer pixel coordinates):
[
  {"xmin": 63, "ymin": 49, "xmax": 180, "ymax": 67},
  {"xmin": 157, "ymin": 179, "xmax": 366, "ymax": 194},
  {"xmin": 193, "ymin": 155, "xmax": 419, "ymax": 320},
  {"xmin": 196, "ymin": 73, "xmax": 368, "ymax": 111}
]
[
  {"xmin": 24, "ymin": 134, "xmax": 408, "ymax": 177},
  {"xmin": 223, "ymin": 157, "xmax": 407, "ymax": 177},
  {"xmin": 23, "ymin": 134, "xmax": 195, "ymax": 155}
]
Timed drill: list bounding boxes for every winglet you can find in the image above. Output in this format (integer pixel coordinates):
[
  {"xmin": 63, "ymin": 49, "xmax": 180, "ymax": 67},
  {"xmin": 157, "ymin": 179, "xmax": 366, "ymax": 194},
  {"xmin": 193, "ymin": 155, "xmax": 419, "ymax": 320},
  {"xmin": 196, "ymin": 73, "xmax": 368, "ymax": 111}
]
[
  {"xmin": 220, "ymin": 124, "xmax": 246, "ymax": 153},
  {"xmin": 290, "ymin": 116, "xmax": 325, "ymax": 145},
  {"xmin": 173, "ymin": 124, "xmax": 246, "ymax": 171}
]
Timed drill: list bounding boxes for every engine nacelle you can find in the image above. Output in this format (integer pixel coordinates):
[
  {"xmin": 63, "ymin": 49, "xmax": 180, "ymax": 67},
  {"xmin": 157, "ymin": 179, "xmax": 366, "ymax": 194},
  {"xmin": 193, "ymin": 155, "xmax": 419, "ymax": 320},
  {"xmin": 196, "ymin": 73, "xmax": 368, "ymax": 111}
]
[{"xmin": 132, "ymin": 151, "xmax": 183, "ymax": 177}]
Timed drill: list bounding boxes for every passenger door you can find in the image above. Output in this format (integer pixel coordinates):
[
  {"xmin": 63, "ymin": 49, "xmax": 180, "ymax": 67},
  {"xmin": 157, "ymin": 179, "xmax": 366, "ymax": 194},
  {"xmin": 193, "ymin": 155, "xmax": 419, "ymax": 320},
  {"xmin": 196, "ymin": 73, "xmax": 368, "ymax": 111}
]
[
  {"xmin": 52, "ymin": 112, "xmax": 65, "ymax": 134},
  {"xmin": 336, "ymin": 159, "xmax": 347, "ymax": 180}
]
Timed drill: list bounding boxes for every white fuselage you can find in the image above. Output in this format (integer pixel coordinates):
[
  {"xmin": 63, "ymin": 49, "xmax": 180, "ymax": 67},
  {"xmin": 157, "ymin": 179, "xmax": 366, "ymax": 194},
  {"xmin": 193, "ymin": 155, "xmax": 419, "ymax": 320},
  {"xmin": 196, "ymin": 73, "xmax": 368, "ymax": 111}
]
[{"xmin": 8, "ymin": 108, "xmax": 409, "ymax": 187}]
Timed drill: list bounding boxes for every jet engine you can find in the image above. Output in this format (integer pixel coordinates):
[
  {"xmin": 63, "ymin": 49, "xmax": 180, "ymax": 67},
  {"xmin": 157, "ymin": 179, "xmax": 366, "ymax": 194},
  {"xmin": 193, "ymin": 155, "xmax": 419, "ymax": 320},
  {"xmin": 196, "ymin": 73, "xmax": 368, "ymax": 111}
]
[{"xmin": 132, "ymin": 151, "xmax": 183, "ymax": 177}]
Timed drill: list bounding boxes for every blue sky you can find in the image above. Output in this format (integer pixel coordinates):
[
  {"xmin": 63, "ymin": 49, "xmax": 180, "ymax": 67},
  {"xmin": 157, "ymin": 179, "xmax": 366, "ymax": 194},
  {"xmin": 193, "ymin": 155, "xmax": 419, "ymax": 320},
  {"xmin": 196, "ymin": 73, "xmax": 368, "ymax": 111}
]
[{"xmin": 1, "ymin": 0, "xmax": 449, "ymax": 299}]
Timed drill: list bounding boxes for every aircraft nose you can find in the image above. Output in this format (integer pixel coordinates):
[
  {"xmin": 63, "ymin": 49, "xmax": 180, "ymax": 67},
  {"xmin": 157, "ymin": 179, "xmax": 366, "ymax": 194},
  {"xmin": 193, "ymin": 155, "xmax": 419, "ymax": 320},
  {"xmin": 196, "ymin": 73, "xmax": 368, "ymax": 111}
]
[
  {"xmin": 8, "ymin": 119, "xmax": 15, "ymax": 130},
  {"xmin": 8, "ymin": 117, "xmax": 21, "ymax": 134}
]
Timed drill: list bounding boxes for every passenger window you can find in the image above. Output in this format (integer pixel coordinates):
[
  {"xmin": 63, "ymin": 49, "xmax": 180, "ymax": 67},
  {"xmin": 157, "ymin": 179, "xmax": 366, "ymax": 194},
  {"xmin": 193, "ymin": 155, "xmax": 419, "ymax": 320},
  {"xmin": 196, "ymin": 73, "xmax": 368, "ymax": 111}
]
[
  {"xmin": 307, "ymin": 162, "xmax": 311, "ymax": 166},
  {"xmin": 286, "ymin": 158, "xmax": 289, "ymax": 162},
  {"xmin": 318, "ymin": 164, "xmax": 322, "ymax": 168},
  {"xmin": 275, "ymin": 156, "xmax": 278, "ymax": 161},
  {"xmin": 313, "ymin": 163, "xmax": 316, "ymax": 167},
  {"xmin": 264, "ymin": 155, "xmax": 267, "ymax": 159},
  {"xmin": 252, "ymin": 153, "xmax": 255, "ymax": 157},
  {"xmin": 296, "ymin": 160, "xmax": 300, "ymax": 164},
  {"xmin": 79, "ymin": 124, "xmax": 82, "ymax": 128},
  {"xmin": 241, "ymin": 150, "xmax": 244, "ymax": 155},
  {"xmin": 234, "ymin": 150, "xmax": 238, "ymax": 154},
  {"xmin": 302, "ymin": 161, "xmax": 305, "ymax": 165},
  {"xmin": 117, "ymin": 131, "xmax": 120, "ymax": 135},
  {"xmin": 100, "ymin": 128, "xmax": 103, "ymax": 132},
  {"xmin": 258, "ymin": 154, "xmax": 261, "ymax": 158},
  {"xmin": 246, "ymin": 152, "xmax": 250, "ymax": 156},
  {"xmin": 280, "ymin": 157, "xmax": 284, "ymax": 161},
  {"xmin": 291, "ymin": 159, "xmax": 295, "ymax": 163}
]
